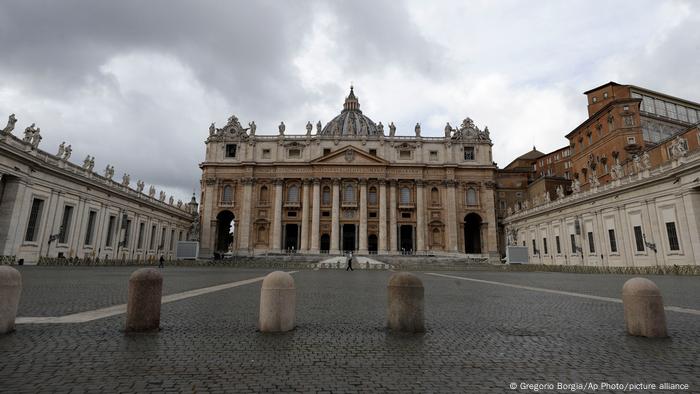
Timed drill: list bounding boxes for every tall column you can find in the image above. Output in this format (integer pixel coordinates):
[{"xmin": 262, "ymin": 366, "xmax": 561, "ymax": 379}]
[
  {"xmin": 330, "ymin": 178, "xmax": 340, "ymax": 254},
  {"xmin": 389, "ymin": 180, "xmax": 397, "ymax": 252},
  {"xmin": 359, "ymin": 178, "xmax": 368, "ymax": 254},
  {"xmin": 0, "ymin": 177, "xmax": 28, "ymax": 256},
  {"xmin": 378, "ymin": 180, "xmax": 387, "ymax": 254},
  {"xmin": 300, "ymin": 179, "xmax": 311, "ymax": 252},
  {"xmin": 446, "ymin": 180, "xmax": 458, "ymax": 252},
  {"xmin": 416, "ymin": 180, "xmax": 425, "ymax": 252},
  {"xmin": 310, "ymin": 178, "xmax": 321, "ymax": 252},
  {"xmin": 271, "ymin": 178, "xmax": 283, "ymax": 252},
  {"xmin": 200, "ymin": 177, "xmax": 216, "ymax": 258},
  {"xmin": 238, "ymin": 177, "xmax": 254, "ymax": 253}
]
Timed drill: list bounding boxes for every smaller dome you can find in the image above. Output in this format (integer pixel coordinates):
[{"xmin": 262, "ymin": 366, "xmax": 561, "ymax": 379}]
[{"xmin": 320, "ymin": 86, "xmax": 380, "ymax": 136}]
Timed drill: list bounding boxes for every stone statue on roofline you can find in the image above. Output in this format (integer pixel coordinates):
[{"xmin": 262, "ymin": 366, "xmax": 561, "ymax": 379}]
[
  {"xmin": 632, "ymin": 154, "xmax": 643, "ymax": 173},
  {"xmin": 23, "ymin": 123, "xmax": 36, "ymax": 142},
  {"xmin": 168, "ymin": 196, "xmax": 174, "ymax": 205},
  {"xmin": 278, "ymin": 121, "xmax": 285, "ymax": 135},
  {"xmin": 556, "ymin": 185, "xmax": 565, "ymax": 200},
  {"xmin": 642, "ymin": 151, "xmax": 651, "ymax": 169},
  {"xmin": 30, "ymin": 128, "xmax": 42, "ymax": 149},
  {"xmin": 57, "ymin": 142, "xmax": 65, "ymax": 157},
  {"xmin": 306, "ymin": 121, "xmax": 313, "ymax": 135},
  {"xmin": 136, "ymin": 180, "xmax": 145, "ymax": 193},
  {"xmin": 248, "ymin": 121, "xmax": 256, "ymax": 136},
  {"xmin": 388, "ymin": 122, "xmax": 396, "ymax": 137},
  {"xmin": 377, "ymin": 121, "xmax": 384, "ymax": 136},
  {"xmin": 316, "ymin": 120, "xmax": 322, "ymax": 135},
  {"xmin": 149, "ymin": 185, "xmax": 156, "ymax": 197},
  {"xmin": 444, "ymin": 122, "xmax": 453, "ymax": 138},
  {"xmin": 415, "ymin": 123, "xmax": 421, "ymax": 137},
  {"xmin": 2, "ymin": 114, "xmax": 17, "ymax": 135},
  {"xmin": 82, "ymin": 155, "xmax": 92, "ymax": 169},
  {"xmin": 63, "ymin": 144, "xmax": 72, "ymax": 160},
  {"xmin": 121, "ymin": 173, "xmax": 130, "ymax": 187},
  {"xmin": 571, "ymin": 179, "xmax": 581, "ymax": 194},
  {"xmin": 209, "ymin": 122, "xmax": 216, "ymax": 136},
  {"xmin": 159, "ymin": 191, "xmax": 166, "ymax": 202}
]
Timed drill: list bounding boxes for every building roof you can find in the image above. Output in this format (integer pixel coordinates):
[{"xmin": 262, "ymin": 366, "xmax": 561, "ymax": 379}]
[{"xmin": 516, "ymin": 146, "xmax": 545, "ymax": 160}]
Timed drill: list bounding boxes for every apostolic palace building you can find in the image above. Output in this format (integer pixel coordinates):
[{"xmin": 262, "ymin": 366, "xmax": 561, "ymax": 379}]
[{"xmin": 198, "ymin": 87, "xmax": 499, "ymax": 261}]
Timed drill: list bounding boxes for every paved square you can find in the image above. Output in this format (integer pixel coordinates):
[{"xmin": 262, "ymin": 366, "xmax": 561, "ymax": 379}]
[{"xmin": 1, "ymin": 267, "xmax": 699, "ymax": 393}]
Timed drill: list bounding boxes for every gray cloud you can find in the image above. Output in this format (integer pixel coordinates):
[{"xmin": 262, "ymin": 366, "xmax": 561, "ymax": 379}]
[{"xmin": 0, "ymin": 0, "xmax": 697, "ymax": 200}]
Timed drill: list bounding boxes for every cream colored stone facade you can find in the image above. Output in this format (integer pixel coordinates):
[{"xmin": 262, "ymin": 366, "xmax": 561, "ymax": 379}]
[
  {"xmin": 0, "ymin": 124, "xmax": 195, "ymax": 263},
  {"xmin": 199, "ymin": 88, "xmax": 498, "ymax": 260},
  {"xmin": 503, "ymin": 149, "xmax": 700, "ymax": 267}
]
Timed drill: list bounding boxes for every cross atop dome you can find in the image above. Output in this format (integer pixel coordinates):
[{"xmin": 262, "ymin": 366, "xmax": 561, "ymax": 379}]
[{"xmin": 343, "ymin": 85, "xmax": 360, "ymax": 112}]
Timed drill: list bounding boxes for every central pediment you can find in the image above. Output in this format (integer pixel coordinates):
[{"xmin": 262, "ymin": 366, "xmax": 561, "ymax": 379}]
[{"xmin": 310, "ymin": 146, "xmax": 388, "ymax": 165}]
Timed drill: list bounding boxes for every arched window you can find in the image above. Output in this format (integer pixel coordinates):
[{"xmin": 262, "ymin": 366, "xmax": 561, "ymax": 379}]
[
  {"xmin": 400, "ymin": 187, "xmax": 411, "ymax": 204},
  {"xmin": 287, "ymin": 185, "xmax": 299, "ymax": 203},
  {"xmin": 322, "ymin": 186, "xmax": 331, "ymax": 205},
  {"xmin": 431, "ymin": 187, "xmax": 439, "ymax": 205},
  {"xmin": 259, "ymin": 186, "xmax": 269, "ymax": 202},
  {"xmin": 344, "ymin": 184, "xmax": 355, "ymax": 202},
  {"xmin": 222, "ymin": 185, "xmax": 233, "ymax": 203},
  {"xmin": 368, "ymin": 187, "xmax": 377, "ymax": 205},
  {"xmin": 466, "ymin": 188, "xmax": 477, "ymax": 206}
]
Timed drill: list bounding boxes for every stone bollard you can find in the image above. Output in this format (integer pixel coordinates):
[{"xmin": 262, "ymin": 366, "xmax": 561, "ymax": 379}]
[
  {"xmin": 125, "ymin": 268, "xmax": 163, "ymax": 332},
  {"xmin": 387, "ymin": 272, "xmax": 425, "ymax": 333},
  {"xmin": 0, "ymin": 266, "xmax": 22, "ymax": 334},
  {"xmin": 259, "ymin": 271, "xmax": 296, "ymax": 332},
  {"xmin": 622, "ymin": 277, "xmax": 668, "ymax": 338}
]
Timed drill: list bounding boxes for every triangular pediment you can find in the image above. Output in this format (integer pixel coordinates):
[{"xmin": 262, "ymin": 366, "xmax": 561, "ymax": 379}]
[{"xmin": 311, "ymin": 146, "xmax": 388, "ymax": 165}]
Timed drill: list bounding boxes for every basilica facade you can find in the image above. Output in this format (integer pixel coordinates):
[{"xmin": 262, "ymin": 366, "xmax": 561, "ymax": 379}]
[{"xmin": 199, "ymin": 87, "xmax": 498, "ymax": 261}]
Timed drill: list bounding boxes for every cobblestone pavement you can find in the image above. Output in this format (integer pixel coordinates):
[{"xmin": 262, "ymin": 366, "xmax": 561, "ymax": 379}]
[{"xmin": 1, "ymin": 267, "xmax": 699, "ymax": 393}]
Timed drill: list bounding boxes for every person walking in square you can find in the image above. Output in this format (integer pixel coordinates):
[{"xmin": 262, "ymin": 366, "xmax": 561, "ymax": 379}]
[
  {"xmin": 346, "ymin": 251, "xmax": 354, "ymax": 271},
  {"xmin": 158, "ymin": 255, "xmax": 165, "ymax": 269}
]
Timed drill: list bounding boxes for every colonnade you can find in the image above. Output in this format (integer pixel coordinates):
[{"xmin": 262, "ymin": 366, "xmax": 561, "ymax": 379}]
[{"xmin": 232, "ymin": 177, "xmax": 467, "ymax": 255}]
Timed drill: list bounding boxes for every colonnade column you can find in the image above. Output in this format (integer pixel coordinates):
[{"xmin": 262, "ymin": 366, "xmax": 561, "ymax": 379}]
[
  {"xmin": 330, "ymin": 178, "xmax": 340, "ymax": 254},
  {"xmin": 271, "ymin": 178, "xmax": 283, "ymax": 252},
  {"xmin": 358, "ymin": 178, "xmax": 368, "ymax": 254},
  {"xmin": 300, "ymin": 179, "xmax": 311, "ymax": 252},
  {"xmin": 378, "ymin": 180, "xmax": 387, "ymax": 254},
  {"xmin": 389, "ymin": 180, "xmax": 397, "ymax": 252},
  {"xmin": 446, "ymin": 180, "xmax": 458, "ymax": 252},
  {"xmin": 238, "ymin": 177, "xmax": 254, "ymax": 254},
  {"xmin": 415, "ymin": 180, "xmax": 425, "ymax": 252},
  {"xmin": 310, "ymin": 178, "xmax": 321, "ymax": 253}
]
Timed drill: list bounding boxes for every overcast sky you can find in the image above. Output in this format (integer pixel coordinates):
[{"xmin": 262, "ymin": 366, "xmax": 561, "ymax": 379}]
[{"xmin": 1, "ymin": 0, "xmax": 698, "ymax": 201}]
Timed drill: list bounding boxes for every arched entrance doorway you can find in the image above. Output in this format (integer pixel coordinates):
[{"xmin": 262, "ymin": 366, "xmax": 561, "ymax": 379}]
[
  {"xmin": 342, "ymin": 224, "xmax": 356, "ymax": 252},
  {"xmin": 284, "ymin": 223, "xmax": 299, "ymax": 251},
  {"xmin": 399, "ymin": 225, "xmax": 413, "ymax": 253},
  {"xmin": 464, "ymin": 213, "xmax": 482, "ymax": 253},
  {"xmin": 320, "ymin": 233, "xmax": 330, "ymax": 252},
  {"xmin": 216, "ymin": 210, "xmax": 235, "ymax": 252},
  {"xmin": 368, "ymin": 234, "xmax": 378, "ymax": 253}
]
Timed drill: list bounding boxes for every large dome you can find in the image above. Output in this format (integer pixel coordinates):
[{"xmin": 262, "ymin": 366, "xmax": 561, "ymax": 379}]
[{"xmin": 320, "ymin": 87, "xmax": 380, "ymax": 136}]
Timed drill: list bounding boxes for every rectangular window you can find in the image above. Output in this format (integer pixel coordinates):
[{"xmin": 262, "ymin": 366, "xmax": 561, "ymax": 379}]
[
  {"xmin": 666, "ymin": 102, "xmax": 677, "ymax": 119},
  {"xmin": 608, "ymin": 229, "xmax": 617, "ymax": 253},
  {"xmin": 463, "ymin": 147, "xmax": 474, "ymax": 160},
  {"xmin": 105, "ymin": 215, "xmax": 116, "ymax": 247},
  {"xmin": 429, "ymin": 151, "xmax": 438, "ymax": 161},
  {"xmin": 399, "ymin": 150, "xmax": 411, "ymax": 159},
  {"xmin": 689, "ymin": 108, "xmax": 698, "ymax": 123},
  {"xmin": 627, "ymin": 136, "xmax": 636, "ymax": 144},
  {"xmin": 84, "ymin": 210, "xmax": 97, "ymax": 246},
  {"xmin": 170, "ymin": 229, "xmax": 175, "ymax": 251},
  {"xmin": 287, "ymin": 211, "xmax": 297, "ymax": 217},
  {"xmin": 225, "ymin": 144, "xmax": 237, "ymax": 158},
  {"xmin": 369, "ymin": 212, "xmax": 377, "ymax": 218},
  {"xmin": 401, "ymin": 212, "xmax": 411, "ymax": 219},
  {"xmin": 58, "ymin": 205, "xmax": 74, "ymax": 244},
  {"xmin": 623, "ymin": 116, "xmax": 634, "ymax": 127},
  {"xmin": 288, "ymin": 149, "xmax": 301, "ymax": 158},
  {"xmin": 532, "ymin": 239, "xmax": 537, "ymax": 254},
  {"xmin": 555, "ymin": 236, "xmax": 561, "ymax": 254},
  {"xmin": 321, "ymin": 211, "xmax": 330, "ymax": 217},
  {"xmin": 570, "ymin": 234, "xmax": 577, "ymax": 253},
  {"xmin": 654, "ymin": 98, "xmax": 667, "ymax": 117},
  {"xmin": 323, "ymin": 148, "xmax": 331, "ymax": 155},
  {"xmin": 262, "ymin": 149, "xmax": 271, "ymax": 159},
  {"xmin": 137, "ymin": 222, "xmax": 145, "ymax": 249},
  {"xmin": 149, "ymin": 225, "xmax": 156, "ymax": 250},
  {"xmin": 24, "ymin": 198, "xmax": 45, "ymax": 242},
  {"xmin": 543, "ymin": 238, "xmax": 548, "ymax": 255},
  {"xmin": 633, "ymin": 226, "xmax": 645, "ymax": 252},
  {"xmin": 369, "ymin": 149, "xmax": 377, "ymax": 156},
  {"xmin": 587, "ymin": 232, "xmax": 595, "ymax": 253},
  {"xmin": 123, "ymin": 219, "xmax": 131, "ymax": 247},
  {"xmin": 666, "ymin": 222, "xmax": 680, "ymax": 251},
  {"xmin": 160, "ymin": 227, "xmax": 166, "ymax": 249}
]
